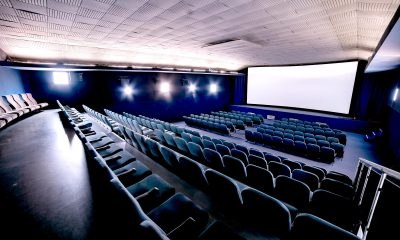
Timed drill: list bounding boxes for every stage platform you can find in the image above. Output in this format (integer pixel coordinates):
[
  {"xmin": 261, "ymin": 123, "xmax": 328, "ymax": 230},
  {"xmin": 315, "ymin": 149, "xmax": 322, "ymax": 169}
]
[{"xmin": 230, "ymin": 105, "xmax": 370, "ymax": 133}]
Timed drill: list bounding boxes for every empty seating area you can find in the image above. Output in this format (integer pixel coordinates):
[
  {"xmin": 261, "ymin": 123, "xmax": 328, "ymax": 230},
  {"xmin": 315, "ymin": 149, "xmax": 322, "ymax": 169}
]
[
  {"xmin": 77, "ymin": 104, "xmax": 364, "ymax": 238},
  {"xmin": 245, "ymin": 118, "xmax": 346, "ymax": 162},
  {"xmin": 0, "ymin": 93, "xmax": 48, "ymax": 129},
  {"xmin": 212, "ymin": 110, "xmax": 264, "ymax": 126}
]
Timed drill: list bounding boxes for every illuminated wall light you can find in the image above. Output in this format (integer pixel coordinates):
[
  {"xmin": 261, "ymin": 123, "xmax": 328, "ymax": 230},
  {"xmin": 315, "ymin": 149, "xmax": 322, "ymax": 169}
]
[
  {"xmin": 209, "ymin": 83, "xmax": 219, "ymax": 95},
  {"xmin": 160, "ymin": 81, "xmax": 171, "ymax": 94},
  {"xmin": 176, "ymin": 68, "xmax": 192, "ymax": 72},
  {"xmin": 188, "ymin": 83, "xmax": 197, "ymax": 93},
  {"xmin": 393, "ymin": 88, "xmax": 399, "ymax": 101},
  {"xmin": 123, "ymin": 84, "xmax": 133, "ymax": 96},
  {"xmin": 193, "ymin": 69, "xmax": 206, "ymax": 72},
  {"xmin": 53, "ymin": 71, "xmax": 70, "ymax": 85}
]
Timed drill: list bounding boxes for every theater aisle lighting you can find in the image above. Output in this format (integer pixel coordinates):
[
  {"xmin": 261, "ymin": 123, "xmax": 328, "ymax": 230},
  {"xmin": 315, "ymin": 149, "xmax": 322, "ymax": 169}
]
[
  {"xmin": 209, "ymin": 82, "xmax": 219, "ymax": 95},
  {"xmin": 53, "ymin": 71, "xmax": 70, "ymax": 85}
]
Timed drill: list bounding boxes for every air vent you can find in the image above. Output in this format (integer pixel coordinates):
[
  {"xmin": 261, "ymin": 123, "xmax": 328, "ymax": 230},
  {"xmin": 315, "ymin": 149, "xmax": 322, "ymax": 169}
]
[{"xmin": 203, "ymin": 39, "xmax": 240, "ymax": 47}]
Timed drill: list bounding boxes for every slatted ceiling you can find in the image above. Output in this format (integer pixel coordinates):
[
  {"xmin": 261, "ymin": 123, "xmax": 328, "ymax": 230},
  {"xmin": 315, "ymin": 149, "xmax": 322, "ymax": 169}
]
[
  {"xmin": 16, "ymin": 9, "xmax": 46, "ymax": 21},
  {"xmin": 0, "ymin": 13, "xmax": 19, "ymax": 22},
  {"xmin": 80, "ymin": 0, "xmax": 111, "ymax": 12},
  {"xmin": 17, "ymin": 0, "xmax": 46, "ymax": 7},
  {"xmin": 107, "ymin": 4, "xmax": 132, "ymax": 17},
  {"xmin": 0, "ymin": 0, "xmax": 12, "ymax": 7},
  {"xmin": 129, "ymin": 2, "xmax": 163, "ymax": 21},
  {"xmin": 47, "ymin": 0, "xmax": 79, "ymax": 13},
  {"xmin": 77, "ymin": 7, "xmax": 103, "ymax": 18}
]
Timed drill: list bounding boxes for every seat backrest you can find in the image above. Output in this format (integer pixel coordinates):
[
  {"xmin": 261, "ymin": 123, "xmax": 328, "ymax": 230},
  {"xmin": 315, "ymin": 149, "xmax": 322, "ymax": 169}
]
[
  {"xmin": 246, "ymin": 164, "xmax": 274, "ymax": 194},
  {"xmin": 146, "ymin": 138, "xmax": 162, "ymax": 159},
  {"xmin": 205, "ymin": 169, "xmax": 243, "ymax": 209},
  {"xmin": 222, "ymin": 141, "xmax": 236, "ymax": 150},
  {"xmin": 268, "ymin": 161, "xmax": 291, "ymax": 178},
  {"xmin": 216, "ymin": 144, "xmax": 231, "ymax": 157},
  {"xmin": 235, "ymin": 144, "xmax": 249, "ymax": 156},
  {"xmin": 248, "ymin": 154, "xmax": 268, "ymax": 169},
  {"xmin": 178, "ymin": 156, "xmax": 208, "ymax": 188},
  {"xmin": 163, "ymin": 133, "xmax": 177, "ymax": 148},
  {"xmin": 20, "ymin": 93, "xmax": 35, "ymax": 106},
  {"xmin": 241, "ymin": 188, "xmax": 291, "ymax": 237},
  {"xmin": 248, "ymin": 148, "xmax": 264, "ymax": 158},
  {"xmin": 212, "ymin": 138, "xmax": 223, "ymax": 145},
  {"xmin": 282, "ymin": 159, "xmax": 302, "ymax": 172},
  {"xmin": 159, "ymin": 145, "xmax": 179, "ymax": 168},
  {"xmin": 231, "ymin": 149, "xmax": 249, "ymax": 165},
  {"xmin": 203, "ymin": 148, "xmax": 224, "ymax": 170},
  {"xmin": 12, "ymin": 94, "xmax": 28, "ymax": 108},
  {"xmin": 320, "ymin": 178, "xmax": 354, "ymax": 199},
  {"xmin": 275, "ymin": 176, "xmax": 311, "ymax": 210},
  {"xmin": 303, "ymin": 165, "xmax": 325, "ymax": 181},
  {"xmin": 174, "ymin": 137, "xmax": 190, "ymax": 154},
  {"xmin": 5, "ymin": 95, "xmax": 22, "ymax": 110},
  {"xmin": 203, "ymin": 140, "xmax": 216, "ymax": 151},
  {"xmin": 264, "ymin": 154, "xmax": 281, "ymax": 163},
  {"xmin": 292, "ymin": 169, "xmax": 319, "ymax": 191},
  {"xmin": 289, "ymin": 213, "xmax": 360, "ymax": 240},
  {"xmin": 326, "ymin": 172, "xmax": 352, "ymax": 185},
  {"xmin": 191, "ymin": 135, "xmax": 204, "ymax": 148},
  {"xmin": 222, "ymin": 155, "xmax": 247, "ymax": 182},
  {"xmin": 188, "ymin": 142, "xmax": 205, "ymax": 162}
]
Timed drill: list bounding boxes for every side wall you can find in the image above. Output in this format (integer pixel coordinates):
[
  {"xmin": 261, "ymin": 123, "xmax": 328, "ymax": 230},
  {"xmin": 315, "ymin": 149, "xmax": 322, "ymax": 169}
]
[
  {"xmin": 0, "ymin": 66, "xmax": 25, "ymax": 95},
  {"xmin": 21, "ymin": 70, "xmax": 235, "ymax": 122}
]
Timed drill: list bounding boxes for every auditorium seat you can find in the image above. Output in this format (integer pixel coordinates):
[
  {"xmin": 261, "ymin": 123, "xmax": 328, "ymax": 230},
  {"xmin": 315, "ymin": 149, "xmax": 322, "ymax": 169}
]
[
  {"xmin": 307, "ymin": 144, "xmax": 320, "ymax": 159},
  {"xmin": 188, "ymin": 142, "xmax": 206, "ymax": 163},
  {"xmin": 126, "ymin": 174, "xmax": 175, "ymax": 213},
  {"xmin": 268, "ymin": 162, "xmax": 291, "ymax": 178},
  {"xmin": 264, "ymin": 154, "xmax": 281, "ymax": 163},
  {"xmin": 235, "ymin": 144, "xmax": 250, "ymax": 156},
  {"xmin": 248, "ymin": 148, "xmax": 264, "ymax": 159},
  {"xmin": 146, "ymin": 138, "xmax": 163, "ymax": 160},
  {"xmin": 222, "ymin": 141, "xmax": 236, "ymax": 150},
  {"xmin": 289, "ymin": 213, "xmax": 360, "ymax": 240},
  {"xmin": 222, "ymin": 155, "xmax": 247, "ymax": 182},
  {"xmin": 162, "ymin": 133, "xmax": 178, "ymax": 149},
  {"xmin": 282, "ymin": 159, "xmax": 302, "ymax": 172},
  {"xmin": 212, "ymin": 138, "xmax": 223, "ymax": 145},
  {"xmin": 320, "ymin": 178, "xmax": 354, "ymax": 199},
  {"xmin": 3, "ymin": 95, "xmax": 29, "ymax": 114},
  {"xmin": 283, "ymin": 138, "xmax": 295, "ymax": 151},
  {"xmin": 305, "ymin": 137, "xmax": 317, "ymax": 145},
  {"xmin": 205, "ymin": 169, "xmax": 243, "ymax": 211},
  {"xmin": 245, "ymin": 130, "xmax": 255, "ymax": 142},
  {"xmin": 248, "ymin": 155, "xmax": 268, "ymax": 169},
  {"xmin": 241, "ymin": 188, "xmax": 291, "ymax": 238},
  {"xmin": 203, "ymin": 148, "xmax": 224, "ymax": 171},
  {"xmin": 203, "ymin": 139, "xmax": 216, "ymax": 151},
  {"xmin": 147, "ymin": 193, "xmax": 209, "ymax": 239},
  {"xmin": 292, "ymin": 169, "xmax": 319, "ymax": 191},
  {"xmin": 159, "ymin": 146, "xmax": 180, "ymax": 169},
  {"xmin": 326, "ymin": 171, "xmax": 353, "ymax": 185},
  {"xmin": 178, "ymin": 156, "xmax": 208, "ymax": 188},
  {"xmin": 330, "ymin": 142, "xmax": 345, "ymax": 157},
  {"xmin": 294, "ymin": 135, "xmax": 305, "ymax": 142},
  {"xmin": 181, "ymin": 132, "xmax": 192, "ymax": 143},
  {"xmin": 174, "ymin": 137, "xmax": 190, "ymax": 155},
  {"xmin": 309, "ymin": 189, "xmax": 357, "ymax": 231},
  {"xmin": 231, "ymin": 149, "xmax": 249, "ymax": 165},
  {"xmin": 191, "ymin": 135, "xmax": 204, "ymax": 148},
  {"xmin": 253, "ymin": 132, "xmax": 263, "ymax": 143},
  {"xmin": 26, "ymin": 93, "xmax": 48, "ymax": 108},
  {"xmin": 320, "ymin": 147, "xmax": 335, "ymax": 163},
  {"xmin": 246, "ymin": 165, "xmax": 274, "ymax": 194},
  {"xmin": 216, "ymin": 144, "xmax": 231, "ymax": 157},
  {"xmin": 262, "ymin": 133, "xmax": 273, "ymax": 145},
  {"xmin": 197, "ymin": 221, "xmax": 245, "ymax": 240},
  {"xmin": 302, "ymin": 166, "xmax": 325, "ymax": 182},
  {"xmin": 275, "ymin": 176, "xmax": 311, "ymax": 210},
  {"xmin": 294, "ymin": 141, "xmax": 307, "ymax": 154}
]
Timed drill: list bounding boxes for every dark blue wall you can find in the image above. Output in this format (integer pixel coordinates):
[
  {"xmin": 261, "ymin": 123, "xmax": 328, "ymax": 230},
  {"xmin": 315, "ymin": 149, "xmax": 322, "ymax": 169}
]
[
  {"xmin": 21, "ymin": 70, "xmax": 235, "ymax": 122},
  {"xmin": 0, "ymin": 66, "xmax": 25, "ymax": 95}
]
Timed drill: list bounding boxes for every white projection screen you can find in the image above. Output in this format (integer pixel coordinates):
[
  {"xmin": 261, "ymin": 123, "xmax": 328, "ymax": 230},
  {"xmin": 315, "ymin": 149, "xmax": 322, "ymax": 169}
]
[{"xmin": 247, "ymin": 61, "xmax": 358, "ymax": 114}]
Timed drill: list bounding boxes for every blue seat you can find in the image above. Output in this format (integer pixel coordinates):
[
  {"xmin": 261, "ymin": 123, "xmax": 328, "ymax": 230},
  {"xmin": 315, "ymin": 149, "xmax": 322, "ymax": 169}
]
[
  {"xmin": 174, "ymin": 137, "xmax": 190, "ymax": 154},
  {"xmin": 249, "ymin": 148, "xmax": 264, "ymax": 159},
  {"xmin": 284, "ymin": 133, "xmax": 294, "ymax": 139},
  {"xmin": 203, "ymin": 139, "xmax": 216, "ymax": 151},
  {"xmin": 303, "ymin": 165, "xmax": 325, "ymax": 182},
  {"xmin": 283, "ymin": 138, "xmax": 295, "ymax": 150},
  {"xmin": 163, "ymin": 133, "xmax": 178, "ymax": 149},
  {"xmin": 216, "ymin": 144, "xmax": 231, "ymax": 157},
  {"xmin": 304, "ymin": 133, "xmax": 314, "ymax": 139},
  {"xmin": 307, "ymin": 143, "xmax": 320, "ymax": 159},
  {"xmin": 294, "ymin": 131, "xmax": 304, "ymax": 136},
  {"xmin": 235, "ymin": 144, "xmax": 249, "ymax": 156},
  {"xmin": 188, "ymin": 142, "xmax": 206, "ymax": 163},
  {"xmin": 145, "ymin": 138, "xmax": 163, "ymax": 160},
  {"xmin": 245, "ymin": 130, "xmax": 255, "ymax": 142},
  {"xmin": 275, "ymin": 176, "xmax": 311, "ymax": 210},
  {"xmin": 159, "ymin": 145, "xmax": 179, "ymax": 169},
  {"xmin": 203, "ymin": 148, "xmax": 224, "ymax": 170},
  {"xmin": 253, "ymin": 132, "xmax": 263, "ymax": 143},
  {"xmin": 205, "ymin": 169, "xmax": 243, "ymax": 211},
  {"xmin": 282, "ymin": 159, "xmax": 302, "ymax": 172},
  {"xmin": 294, "ymin": 140, "xmax": 307, "ymax": 154},
  {"xmin": 181, "ymin": 132, "xmax": 192, "ymax": 143},
  {"xmin": 272, "ymin": 136, "xmax": 283, "ymax": 147},
  {"xmin": 320, "ymin": 146, "xmax": 335, "ymax": 163},
  {"xmin": 126, "ymin": 174, "xmax": 175, "ymax": 213},
  {"xmin": 147, "ymin": 193, "xmax": 209, "ymax": 238},
  {"xmin": 292, "ymin": 169, "xmax": 319, "ymax": 191},
  {"xmin": 246, "ymin": 165, "xmax": 274, "ymax": 194},
  {"xmin": 317, "ymin": 140, "xmax": 330, "ymax": 148},
  {"xmin": 315, "ymin": 135, "xmax": 326, "ymax": 141},
  {"xmin": 191, "ymin": 135, "xmax": 204, "ymax": 148},
  {"xmin": 262, "ymin": 133, "xmax": 273, "ymax": 145},
  {"xmin": 320, "ymin": 178, "xmax": 354, "ymax": 199},
  {"xmin": 289, "ymin": 213, "xmax": 360, "ymax": 240},
  {"xmin": 222, "ymin": 141, "xmax": 236, "ymax": 150},
  {"xmin": 326, "ymin": 171, "xmax": 352, "ymax": 185},
  {"xmin": 294, "ymin": 135, "xmax": 305, "ymax": 142},
  {"xmin": 222, "ymin": 155, "xmax": 247, "ymax": 182},
  {"xmin": 231, "ymin": 149, "xmax": 249, "ymax": 165},
  {"xmin": 212, "ymin": 138, "xmax": 223, "ymax": 145},
  {"xmin": 248, "ymin": 154, "xmax": 268, "ymax": 169},
  {"xmin": 265, "ymin": 154, "xmax": 281, "ymax": 163},
  {"xmin": 330, "ymin": 142, "xmax": 344, "ymax": 157},
  {"xmin": 241, "ymin": 188, "xmax": 291, "ymax": 238},
  {"xmin": 305, "ymin": 137, "xmax": 317, "ymax": 145},
  {"xmin": 268, "ymin": 162, "xmax": 291, "ymax": 178},
  {"xmin": 178, "ymin": 156, "xmax": 208, "ymax": 188}
]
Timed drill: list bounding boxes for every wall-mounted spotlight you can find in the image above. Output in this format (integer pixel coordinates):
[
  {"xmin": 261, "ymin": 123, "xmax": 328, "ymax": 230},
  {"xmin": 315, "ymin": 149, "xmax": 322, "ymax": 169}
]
[
  {"xmin": 159, "ymin": 81, "xmax": 171, "ymax": 94},
  {"xmin": 53, "ymin": 71, "xmax": 70, "ymax": 85},
  {"xmin": 393, "ymin": 87, "xmax": 399, "ymax": 102},
  {"xmin": 119, "ymin": 81, "xmax": 136, "ymax": 101},
  {"xmin": 123, "ymin": 84, "xmax": 134, "ymax": 96},
  {"xmin": 188, "ymin": 83, "xmax": 197, "ymax": 93},
  {"xmin": 209, "ymin": 82, "xmax": 219, "ymax": 95}
]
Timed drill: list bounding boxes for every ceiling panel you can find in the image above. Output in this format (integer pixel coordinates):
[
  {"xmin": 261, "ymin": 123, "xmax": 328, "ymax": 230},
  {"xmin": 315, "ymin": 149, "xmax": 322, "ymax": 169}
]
[{"xmin": 0, "ymin": 0, "xmax": 398, "ymax": 70}]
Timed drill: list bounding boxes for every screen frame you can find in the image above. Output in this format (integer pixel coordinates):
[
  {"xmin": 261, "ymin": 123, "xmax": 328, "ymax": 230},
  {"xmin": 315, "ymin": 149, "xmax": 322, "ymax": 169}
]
[{"xmin": 245, "ymin": 60, "xmax": 364, "ymax": 117}]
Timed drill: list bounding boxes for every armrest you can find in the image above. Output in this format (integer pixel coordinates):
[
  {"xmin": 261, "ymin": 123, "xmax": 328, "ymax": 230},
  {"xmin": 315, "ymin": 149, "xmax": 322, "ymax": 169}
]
[
  {"xmin": 116, "ymin": 168, "xmax": 136, "ymax": 177},
  {"xmin": 167, "ymin": 217, "xmax": 196, "ymax": 239},
  {"xmin": 95, "ymin": 144, "xmax": 110, "ymax": 151},
  {"xmin": 136, "ymin": 187, "xmax": 159, "ymax": 202}
]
